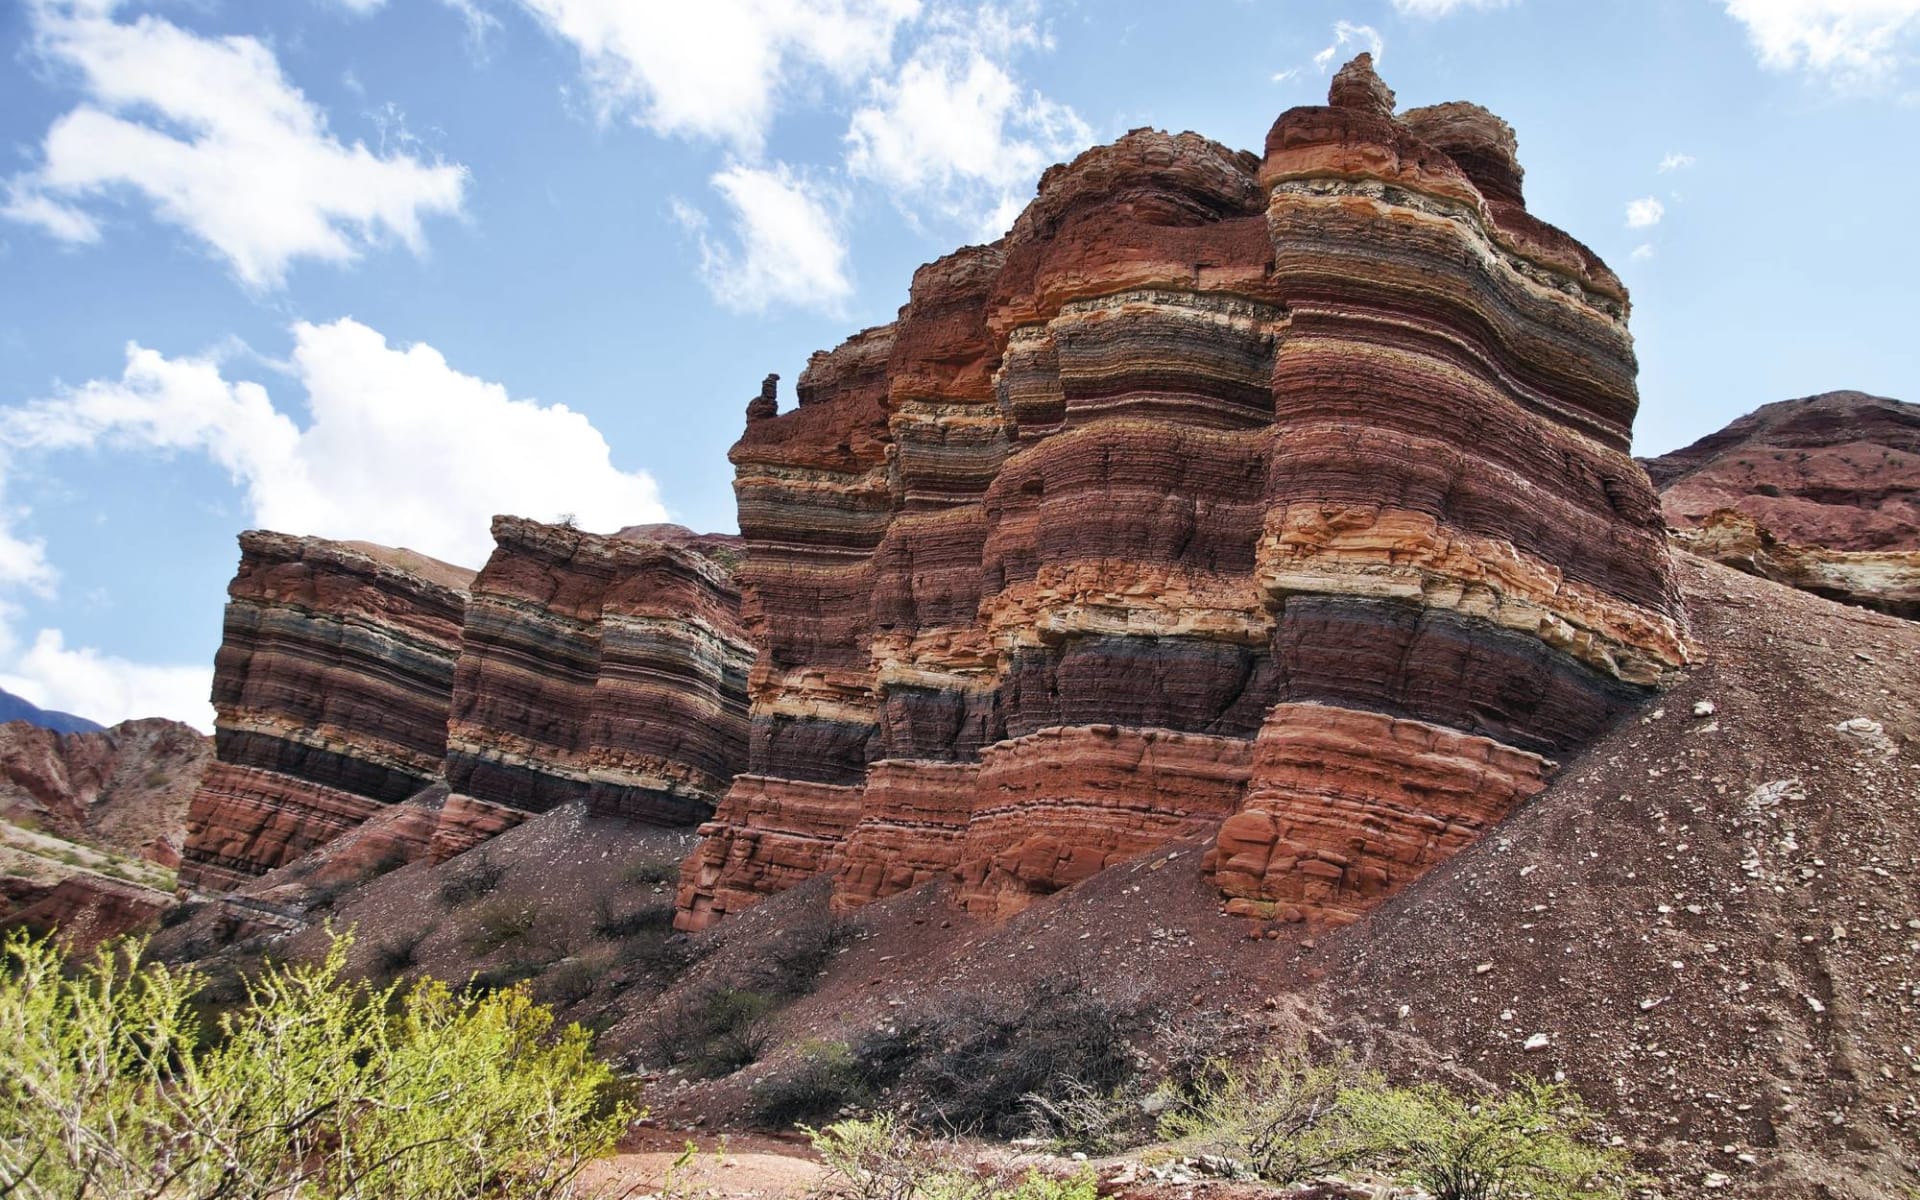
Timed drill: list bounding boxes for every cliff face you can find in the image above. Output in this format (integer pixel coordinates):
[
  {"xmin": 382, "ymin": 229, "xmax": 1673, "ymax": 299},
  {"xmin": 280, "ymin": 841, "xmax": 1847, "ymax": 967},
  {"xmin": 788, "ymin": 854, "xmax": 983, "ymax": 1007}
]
[
  {"xmin": 675, "ymin": 55, "xmax": 1687, "ymax": 930},
  {"xmin": 180, "ymin": 521, "xmax": 751, "ymax": 891},
  {"xmin": 443, "ymin": 516, "xmax": 753, "ymax": 856}
]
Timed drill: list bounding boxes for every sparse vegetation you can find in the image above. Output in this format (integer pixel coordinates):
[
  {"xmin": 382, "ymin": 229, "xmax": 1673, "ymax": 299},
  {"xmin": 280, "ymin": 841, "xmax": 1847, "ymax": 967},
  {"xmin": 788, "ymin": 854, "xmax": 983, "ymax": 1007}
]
[
  {"xmin": 623, "ymin": 856, "xmax": 682, "ymax": 886},
  {"xmin": 849, "ymin": 972, "xmax": 1146, "ymax": 1137},
  {"xmin": 752, "ymin": 1039, "xmax": 871, "ymax": 1128},
  {"xmin": 1155, "ymin": 1049, "xmax": 1636, "ymax": 1200},
  {"xmin": 440, "ymin": 851, "xmax": 508, "ymax": 905},
  {"xmin": 650, "ymin": 985, "xmax": 776, "ymax": 1077},
  {"xmin": 537, "ymin": 955, "xmax": 607, "ymax": 1009},
  {"xmin": 590, "ymin": 893, "xmax": 676, "ymax": 941},
  {"xmin": 809, "ymin": 1116, "xmax": 1099, "ymax": 1200},
  {"xmin": 465, "ymin": 897, "xmax": 542, "ymax": 955},
  {"xmin": 371, "ymin": 925, "xmax": 432, "ymax": 978},
  {"xmin": 0, "ymin": 929, "xmax": 632, "ymax": 1199}
]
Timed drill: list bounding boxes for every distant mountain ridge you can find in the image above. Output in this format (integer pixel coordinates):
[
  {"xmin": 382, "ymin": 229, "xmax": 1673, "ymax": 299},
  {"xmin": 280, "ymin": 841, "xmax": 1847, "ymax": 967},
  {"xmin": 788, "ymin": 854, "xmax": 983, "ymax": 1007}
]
[{"xmin": 0, "ymin": 687, "xmax": 102, "ymax": 735}]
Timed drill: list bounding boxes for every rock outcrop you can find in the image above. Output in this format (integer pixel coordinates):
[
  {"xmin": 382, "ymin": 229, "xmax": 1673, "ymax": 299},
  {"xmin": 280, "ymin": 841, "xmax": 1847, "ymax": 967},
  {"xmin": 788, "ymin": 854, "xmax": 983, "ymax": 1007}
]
[
  {"xmin": 676, "ymin": 55, "xmax": 1687, "ymax": 930},
  {"xmin": 180, "ymin": 533, "xmax": 474, "ymax": 890},
  {"xmin": 180, "ymin": 522, "xmax": 753, "ymax": 891},
  {"xmin": 1645, "ymin": 391, "xmax": 1919, "ymax": 617},
  {"xmin": 0, "ymin": 717, "xmax": 210, "ymax": 862},
  {"xmin": 1646, "ymin": 390, "xmax": 1919, "ymax": 551}
]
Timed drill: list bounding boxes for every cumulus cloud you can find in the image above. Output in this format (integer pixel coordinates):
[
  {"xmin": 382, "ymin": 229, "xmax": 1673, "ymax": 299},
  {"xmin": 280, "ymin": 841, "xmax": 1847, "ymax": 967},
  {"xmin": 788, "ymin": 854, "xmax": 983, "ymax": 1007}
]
[
  {"xmin": 1658, "ymin": 151, "xmax": 1697, "ymax": 171},
  {"xmin": 1631, "ymin": 243, "xmax": 1656, "ymax": 261},
  {"xmin": 516, "ymin": 0, "xmax": 918, "ymax": 151},
  {"xmin": 0, "ymin": 629, "xmax": 212, "ymax": 731},
  {"xmin": 1625, "ymin": 196, "xmax": 1666, "ymax": 228},
  {"xmin": 846, "ymin": 5, "xmax": 1090, "ymax": 239},
  {"xmin": 1722, "ymin": 0, "xmax": 1920, "ymax": 88},
  {"xmin": 1, "ymin": 0, "xmax": 467, "ymax": 289},
  {"xmin": 675, "ymin": 164, "xmax": 855, "ymax": 314},
  {"xmin": 1391, "ymin": 0, "xmax": 1514, "ymax": 14},
  {"xmin": 3, "ymin": 319, "xmax": 667, "ymax": 568},
  {"xmin": 1312, "ymin": 21, "xmax": 1386, "ymax": 70}
]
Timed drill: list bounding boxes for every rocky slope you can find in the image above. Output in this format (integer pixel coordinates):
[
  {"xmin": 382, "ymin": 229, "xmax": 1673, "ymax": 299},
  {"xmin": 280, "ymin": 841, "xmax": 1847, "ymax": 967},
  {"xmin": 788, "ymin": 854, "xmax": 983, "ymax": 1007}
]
[
  {"xmin": 678, "ymin": 54, "xmax": 1687, "ymax": 931},
  {"xmin": 0, "ymin": 717, "xmax": 209, "ymax": 862},
  {"xmin": 1645, "ymin": 390, "xmax": 1919, "ymax": 617},
  {"xmin": 178, "ymin": 521, "xmax": 751, "ymax": 892}
]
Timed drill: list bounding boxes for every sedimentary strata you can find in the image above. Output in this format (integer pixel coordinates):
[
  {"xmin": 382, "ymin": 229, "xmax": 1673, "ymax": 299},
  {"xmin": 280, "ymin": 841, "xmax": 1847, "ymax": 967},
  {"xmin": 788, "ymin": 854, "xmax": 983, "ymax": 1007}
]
[
  {"xmin": 446, "ymin": 517, "xmax": 753, "ymax": 838},
  {"xmin": 179, "ymin": 533, "xmax": 473, "ymax": 890},
  {"xmin": 1672, "ymin": 509, "xmax": 1919, "ymax": 620},
  {"xmin": 180, "ymin": 521, "xmax": 755, "ymax": 892},
  {"xmin": 677, "ymin": 55, "xmax": 1686, "ymax": 929}
]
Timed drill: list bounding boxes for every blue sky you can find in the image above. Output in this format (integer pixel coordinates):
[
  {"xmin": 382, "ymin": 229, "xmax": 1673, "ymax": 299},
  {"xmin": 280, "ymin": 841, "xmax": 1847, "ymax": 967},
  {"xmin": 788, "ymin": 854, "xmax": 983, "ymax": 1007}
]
[{"xmin": 0, "ymin": 0, "xmax": 1915, "ymax": 730}]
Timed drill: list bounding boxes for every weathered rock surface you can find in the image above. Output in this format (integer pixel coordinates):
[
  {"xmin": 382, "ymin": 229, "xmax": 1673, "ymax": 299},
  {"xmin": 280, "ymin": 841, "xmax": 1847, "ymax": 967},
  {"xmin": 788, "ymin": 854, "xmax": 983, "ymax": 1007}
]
[
  {"xmin": 447, "ymin": 517, "xmax": 753, "ymax": 835},
  {"xmin": 678, "ymin": 56, "xmax": 1686, "ymax": 929},
  {"xmin": 181, "ymin": 521, "xmax": 753, "ymax": 892},
  {"xmin": 179, "ymin": 533, "xmax": 474, "ymax": 890},
  {"xmin": 1671, "ymin": 508, "xmax": 1920, "ymax": 620},
  {"xmin": 0, "ymin": 717, "xmax": 210, "ymax": 861},
  {"xmin": 1647, "ymin": 390, "xmax": 1919, "ymax": 551}
]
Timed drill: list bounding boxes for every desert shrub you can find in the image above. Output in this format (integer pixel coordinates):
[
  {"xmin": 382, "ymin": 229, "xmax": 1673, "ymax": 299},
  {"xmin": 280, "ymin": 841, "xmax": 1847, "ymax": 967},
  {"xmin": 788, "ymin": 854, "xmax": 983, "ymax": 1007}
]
[
  {"xmin": 538, "ymin": 957, "xmax": 603, "ymax": 1009},
  {"xmin": 371, "ymin": 926, "xmax": 431, "ymax": 978},
  {"xmin": 1155, "ymin": 1048, "xmax": 1372, "ymax": 1181},
  {"xmin": 440, "ymin": 851, "xmax": 507, "ymax": 906},
  {"xmin": 624, "ymin": 857, "xmax": 681, "ymax": 886},
  {"xmin": 1021, "ymin": 1077, "xmax": 1153, "ymax": 1156},
  {"xmin": 752, "ymin": 1039, "xmax": 870, "ymax": 1128},
  {"xmin": 591, "ymin": 894, "xmax": 676, "ymax": 941},
  {"xmin": 647, "ymin": 985, "xmax": 775, "ymax": 1077},
  {"xmin": 1343, "ymin": 1078, "xmax": 1635, "ymax": 1200},
  {"xmin": 465, "ymin": 897, "xmax": 541, "ymax": 955},
  {"xmin": 859, "ymin": 972, "xmax": 1145, "ymax": 1137},
  {"xmin": 0, "ymin": 929, "xmax": 632, "ymax": 1199},
  {"xmin": 737, "ymin": 912, "xmax": 855, "ymax": 998},
  {"xmin": 808, "ymin": 1117, "xmax": 1098, "ymax": 1200}
]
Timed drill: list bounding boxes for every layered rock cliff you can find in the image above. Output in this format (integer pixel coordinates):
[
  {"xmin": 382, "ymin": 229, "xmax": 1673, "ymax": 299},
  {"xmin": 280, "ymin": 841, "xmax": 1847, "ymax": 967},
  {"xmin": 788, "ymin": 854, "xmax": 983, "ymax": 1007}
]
[
  {"xmin": 676, "ymin": 55, "xmax": 1687, "ymax": 930},
  {"xmin": 180, "ymin": 521, "xmax": 751, "ymax": 891}
]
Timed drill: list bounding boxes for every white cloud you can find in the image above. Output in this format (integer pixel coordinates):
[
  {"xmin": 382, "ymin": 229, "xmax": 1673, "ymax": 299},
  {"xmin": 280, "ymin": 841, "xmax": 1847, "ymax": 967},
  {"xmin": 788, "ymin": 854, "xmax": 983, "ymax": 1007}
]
[
  {"xmin": 1631, "ymin": 243, "xmax": 1656, "ymax": 260},
  {"xmin": 1625, "ymin": 196, "xmax": 1666, "ymax": 228},
  {"xmin": 2, "ymin": 1, "xmax": 467, "ymax": 289},
  {"xmin": 845, "ymin": 6, "xmax": 1090, "ymax": 239},
  {"xmin": 1311, "ymin": 21, "xmax": 1385, "ymax": 71},
  {"xmin": 0, "ymin": 629, "xmax": 212, "ymax": 731},
  {"xmin": 677, "ymin": 164, "xmax": 855, "ymax": 314},
  {"xmin": 3, "ymin": 318, "xmax": 667, "ymax": 569},
  {"xmin": 1723, "ymin": 0, "xmax": 1920, "ymax": 88},
  {"xmin": 516, "ymin": 0, "xmax": 918, "ymax": 151},
  {"xmin": 1390, "ymin": 0, "xmax": 1514, "ymax": 16},
  {"xmin": 0, "ymin": 481, "xmax": 57, "ymax": 601},
  {"xmin": 329, "ymin": 0, "xmax": 387, "ymax": 12},
  {"xmin": 1658, "ymin": 151, "xmax": 1697, "ymax": 171}
]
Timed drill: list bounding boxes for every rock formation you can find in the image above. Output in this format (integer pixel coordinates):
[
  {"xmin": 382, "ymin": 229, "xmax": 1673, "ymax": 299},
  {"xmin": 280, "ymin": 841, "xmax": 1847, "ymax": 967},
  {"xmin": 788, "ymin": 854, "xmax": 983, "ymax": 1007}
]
[
  {"xmin": 0, "ymin": 717, "xmax": 209, "ymax": 862},
  {"xmin": 1645, "ymin": 390, "xmax": 1919, "ymax": 617},
  {"xmin": 1646, "ymin": 390, "xmax": 1918, "ymax": 551},
  {"xmin": 179, "ymin": 533, "xmax": 474, "ymax": 890},
  {"xmin": 675, "ymin": 55, "xmax": 1687, "ymax": 930},
  {"xmin": 179, "ymin": 522, "xmax": 752, "ymax": 891}
]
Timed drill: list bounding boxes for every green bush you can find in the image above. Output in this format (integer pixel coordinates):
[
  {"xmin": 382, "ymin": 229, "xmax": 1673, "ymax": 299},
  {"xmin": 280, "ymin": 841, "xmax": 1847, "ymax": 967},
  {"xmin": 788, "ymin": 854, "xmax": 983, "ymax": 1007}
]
[
  {"xmin": 1343, "ymin": 1077, "xmax": 1635, "ymax": 1200},
  {"xmin": 647, "ymin": 985, "xmax": 775, "ymax": 1077},
  {"xmin": 465, "ymin": 897, "xmax": 541, "ymax": 955},
  {"xmin": 0, "ymin": 929, "xmax": 633, "ymax": 1199},
  {"xmin": 1156, "ymin": 1048, "xmax": 1369, "ymax": 1181},
  {"xmin": 1157, "ymin": 1049, "xmax": 1635, "ymax": 1200}
]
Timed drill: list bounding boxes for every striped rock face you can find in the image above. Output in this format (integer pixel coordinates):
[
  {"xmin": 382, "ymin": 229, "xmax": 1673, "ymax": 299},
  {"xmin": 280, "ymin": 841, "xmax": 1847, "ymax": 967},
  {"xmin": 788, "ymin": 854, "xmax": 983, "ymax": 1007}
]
[
  {"xmin": 677, "ymin": 54, "xmax": 1688, "ymax": 930},
  {"xmin": 179, "ymin": 533, "xmax": 473, "ymax": 891},
  {"xmin": 445, "ymin": 517, "xmax": 755, "ymax": 847},
  {"xmin": 181, "ymin": 520, "xmax": 754, "ymax": 891}
]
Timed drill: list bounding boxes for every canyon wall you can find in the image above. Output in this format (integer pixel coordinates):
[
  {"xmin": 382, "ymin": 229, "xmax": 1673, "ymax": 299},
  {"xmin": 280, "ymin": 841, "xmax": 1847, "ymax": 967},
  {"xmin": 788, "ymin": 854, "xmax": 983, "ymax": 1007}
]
[
  {"xmin": 179, "ymin": 522, "xmax": 752, "ymax": 891},
  {"xmin": 675, "ymin": 55, "xmax": 1688, "ymax": 930}
]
